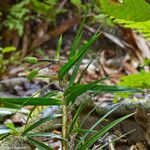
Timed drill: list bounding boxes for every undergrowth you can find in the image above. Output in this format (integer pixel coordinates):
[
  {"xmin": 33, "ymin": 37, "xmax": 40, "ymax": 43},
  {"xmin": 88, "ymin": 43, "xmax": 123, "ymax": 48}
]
[
  {"xmin": 0, "ymin": 1, "xmax": 148, "ymax": 149},
  {"xmin": 0, "ymin": 18, "xmax": 141, "ymax": 149}
]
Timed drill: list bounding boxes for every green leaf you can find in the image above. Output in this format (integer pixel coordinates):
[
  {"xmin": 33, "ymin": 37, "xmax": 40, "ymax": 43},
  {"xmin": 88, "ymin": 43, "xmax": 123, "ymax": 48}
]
[
  {"xmin": 69, "ymin": 101, "xmax": 85, "ymax": 133},
  {"xmin": 69, "ymin": 17, "xmax": 86, "ymax": 59},
  {"xmin": 118, "ymin": 71, "xmax": 150, "ymax": 89},
  {"xmin": 58, "ymin": 34, "xmax": 99, "ymax": 79},
  {"xmin": 99, "ymin": 129, "xmax": 135, "ymax": 149},
  {"xmin": 100, "ymin": 0, "xmax": 150, "ymax": 22},
  {"xmin": 72, "ymin": 128, "xmax": 97, "ymax": 133},
  {"xmin": 0, "ymin": 97, "xmax": 62, "ymax": 106},
  {"xmin": 144, "ymin": 59, "xmax": 150, "ymax": 66},
  {"xmin": 77, "ymin": 59, "xmax": 93, "ymax": 84},
  {"xmin": 5, "ymin": 122, "xmax": 17, "ymax": 133},
  {"xmin": 79, "ymin": 113, "xmax": 135, "ymax": 150},
  {"xmin": 28, "ymin": 137, "xmax": 52, "ymax": 150},
  {"xmin": 24, "ymin": 56, "xmax": 38, "ymax": 64},
  {"xmin": 27, "ymin": 69, "xmax": 39, "ymax": 80},
  {"xmin": 26, "ymin": 132, "xmax": 65, "ymax": 141},
  {"xmin": 98, "ymin": 0, "xmax": 150, "ymax": 40},
  {"xmin": 56, "ymin": 35, "xmax": 62, "ymax": 59},
  {"xmin": 90, "ymin": 85, "xmax": 142, "ymax": 93},
  {"xmin": 114, "ymin": 19, "xmax": 150, "ymax": 40},
  {"xmin": 70, "ymin": 0, "xmax": 81, "ymax": 5},
  {"xmin": 22, "ymin": 114, "xmax": 62, "ymax": 135},
  {"xmin": 75, "ymin": 104, "xmax": 120, "ymax": 149},
  {"xmin": 69, "ymin": 56, "xmax": 83, "ymax": 87},
  {"xmin": 79, "ymin": 107, "xmax": 96, "ymax": 128},
  {"xmin": 0, "ymin": 47, "xmax": 16, "ymax": 53},
  {"xmin": 65, "ymin": 81, "xmax": 141, "ymax": 104},
  {"xmin": 65, "ymin": 80, "xmax": 100, "ymax": 104}
]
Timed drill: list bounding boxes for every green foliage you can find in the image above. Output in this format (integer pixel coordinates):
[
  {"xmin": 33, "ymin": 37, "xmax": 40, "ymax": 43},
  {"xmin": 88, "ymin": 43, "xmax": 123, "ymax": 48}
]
[
  {"xmin": 70, "ymin": 0, "xmax": 81, "ymax": 6},
  {"xmin": 144, "ymin": 58, "xmax": 150, "ymax": 66},
  {"xmin": 22, "ymin": 114, "xmax": 62, "ymax": 136},
  {"xmin": 4, "ymin": 0, "xmax": 30, "ymax": 36},
  {"xmin": 113, "ymin": 70, "xmax": 150, "ymax": 103},
  {"xmin": 28, "ymin": 137, "xmax": 53, "ymax": 150},
  {"xmin": 98, "ymin": 0, "xmax": 150, "ymax": 40},
  {"xmin": 79, "ymin": 113, "xmax": 134, "ymax": 149},
  {"xmin": 27, "ymin": 69, "xmax": 39, "ymax": 80},
  {"xmin": 0, "ymin": 47, "xmax": 16, "ymax": 53},
  {"xmin": 24, "ymin": 56, "xmax": 38, "ymax": 64},
  {"xmin": 56, "ymin": 35, "xmax": 63, "ymax": 59},
  {"xmin": 118, "ymin": 70, "xmax": 150, "ymax": 89},
  {"xmin": 0, "ymin": 22, "xmax": 141, "ymax": 149},
  {"xmin": 0, "ymin": 97, "xmax": 62, "ymax": 106},
  {"xmin": 114, "ymin": 19, "xmax": 150, "ymax": 40},
  {"xmin": 58, "ymin": 33, "xmax": 99, "ymax": 79},
  {"xmin": 0, "ymin": 46, "xmax": 19, "ymax": 76},
  {"xmin": 99, "ymin": 0, "xmax": 150, "ymax": 22},
  {"xmin": 3, "ymin": 0, "xmax": 64, "ymax": 36}
]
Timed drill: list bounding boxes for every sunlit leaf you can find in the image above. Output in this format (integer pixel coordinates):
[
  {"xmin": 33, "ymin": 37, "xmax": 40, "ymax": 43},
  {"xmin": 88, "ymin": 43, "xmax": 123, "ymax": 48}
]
[
  {"xmin": 27, "ymin": 69, "xmax": 39, "ymax": 80},
  {"xmin": 24, "ymin": 56, "xmax": 38, "ymax": 64},
  {"xmin": 0, "ymin": 97, "xmax": 62, "ymax": 106},
  {"xmin": 58, "ymin": 34, "xmax": 99, "ymax": 79}
]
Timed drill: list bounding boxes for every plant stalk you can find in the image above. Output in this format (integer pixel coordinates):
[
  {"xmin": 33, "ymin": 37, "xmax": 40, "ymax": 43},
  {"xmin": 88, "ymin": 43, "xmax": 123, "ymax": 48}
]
[{"xmin": 62, "ymin": 102, "xmax": 68, "ymax": 150}]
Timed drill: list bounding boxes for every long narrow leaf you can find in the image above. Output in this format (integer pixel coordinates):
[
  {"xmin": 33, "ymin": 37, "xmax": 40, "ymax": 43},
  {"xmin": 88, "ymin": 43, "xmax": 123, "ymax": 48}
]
[
  {"xmin": 58, "ymin": 34, "xmax": 99, "ymax": 79},
  {"xmin": 26, "ymin": 132, "xmax": 66, "ymax": 141},
  {"xmin": 72, "ymin": 128, "xmax": 97, "ymax": 133},
  {"xmin": 65, "ymin": 80, "xmax": 100, "ymax": 104},
  {"xmin": 65, "ymin": 84, "xmax": 142, "ymax": 104},
  {"xmin": 56, "ymin": 34, "xmax": 62, "ymax": 59},
  {"xmin": 69, "ymin": 56, "xmax": 83, "ymax": 87},
  {"xmin": 77, "ymin": 59, "xmax": 93, "ymax": 84},
  {"xmin": 79, "ymin": 107, "xmax": 96, "ymax": 128},
  {"xmin": 0, "ymin": 97, "xmax": 62, "ymax": 106},
  {"xmin": 69, "ymin": 17, "xmax": 86, "ymax": 59},
  {"xmin": 22, "ymin": 114, "xmax": 62, "ymax": 135},
  {"xmin": 69, "ymin": 101, "xmax": 85, "ymax": 133},
  {"xmin": 90, "ymin": 85, "xmax": 142, "ymax": 93},
  {"xmin": 28, "ymin": 137, "xmax": 52, "ymax": 150},
  {"xmin": 75, "ymin": 104, "xmax": 120, "ymax": 149},
  {"xmin": 99, "ymin": 129, "xmax": 135, "ymax": 150},
  {"xmin": 79, "ymin": 113, "xmax": 135, "ymax": 150}
]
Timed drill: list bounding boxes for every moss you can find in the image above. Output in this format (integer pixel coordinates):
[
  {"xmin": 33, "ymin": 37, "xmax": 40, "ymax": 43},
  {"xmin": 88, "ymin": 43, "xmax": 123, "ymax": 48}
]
[{"xmin": 0, "ymin": 135, "xmax": 32, "ymax": 150}]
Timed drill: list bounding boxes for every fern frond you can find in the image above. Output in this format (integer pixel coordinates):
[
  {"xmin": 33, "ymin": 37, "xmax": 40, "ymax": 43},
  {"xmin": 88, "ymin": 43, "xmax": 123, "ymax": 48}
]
[
  {"xmin": 99, "ymin": 0, "xmax": 150, "ymax": 22},
  {"xmin": 115, "ymin": 19, "xmax": 150, "ymax": 40},
  {"xmin": 98, "ymin": 0, "xmax": 150, "ymax": 40}
]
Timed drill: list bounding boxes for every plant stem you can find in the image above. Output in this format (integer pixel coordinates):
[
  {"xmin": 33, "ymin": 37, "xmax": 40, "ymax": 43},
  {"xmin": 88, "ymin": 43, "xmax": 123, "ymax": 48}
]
[{"xmin": 62, "ymin": 102, "xmax": 68, "ymax": 150}]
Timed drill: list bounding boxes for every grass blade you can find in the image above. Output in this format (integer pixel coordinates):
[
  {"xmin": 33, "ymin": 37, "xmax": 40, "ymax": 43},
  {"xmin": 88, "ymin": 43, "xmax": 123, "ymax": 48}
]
[
  {"xmin": 79, "ymin": 113, "xmax": 135, "ymax": 150},
  {"xmin": 0, "ymin": 97, "xmax": 62, "ymax": 106},
  {"xmin": 69, "ymin": 101, "xmax": 85, "ymax": 133},
  {"xmin": 65, "ymin": 80, "xmax": 100, "ymax": 104},
  {"xmin": 56, "ymin": 34, "xmax": 62, "ymax": 59},
  {"xmin": 58, "ymin": 33, "xmax": 99, "ymax": 79},
  {"xmin": 75, "ymin": 104, "xmax": 120, "ymax": 149},
  {"xmin": 22, "ymin": 114, "xmax": 62, "ymax": 136},
  {"xmin": 90, "ymin": 85, "xmax": 142, "ymax": 93},
  {"xmin": 69, "ymin": 56, "xmax": 83, "ymax": 87},
  {"xmin": 79, "ymin": 107, "xmax": 96, "ymax": 128},
  {"xmin": 99, "ymin": 129, "xmax": 135, "ymax": 150},
  {"xmin": 77, "ymin": 59, "xmax": 93, "ymax": 84},
  {"xmin": 72, "ymin": 128, "xmax": 97, "ymax": 133},
  {"xmin": 69, "ymin": 17, "xmax": 86, "ymax": 59},
  {"xmin": 26, "ymin": 132, "xmax": 65, "ymax": 141},
  {"xmin": 28, "ymin": 137, "xmax": 52, "ymax": 150}
]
